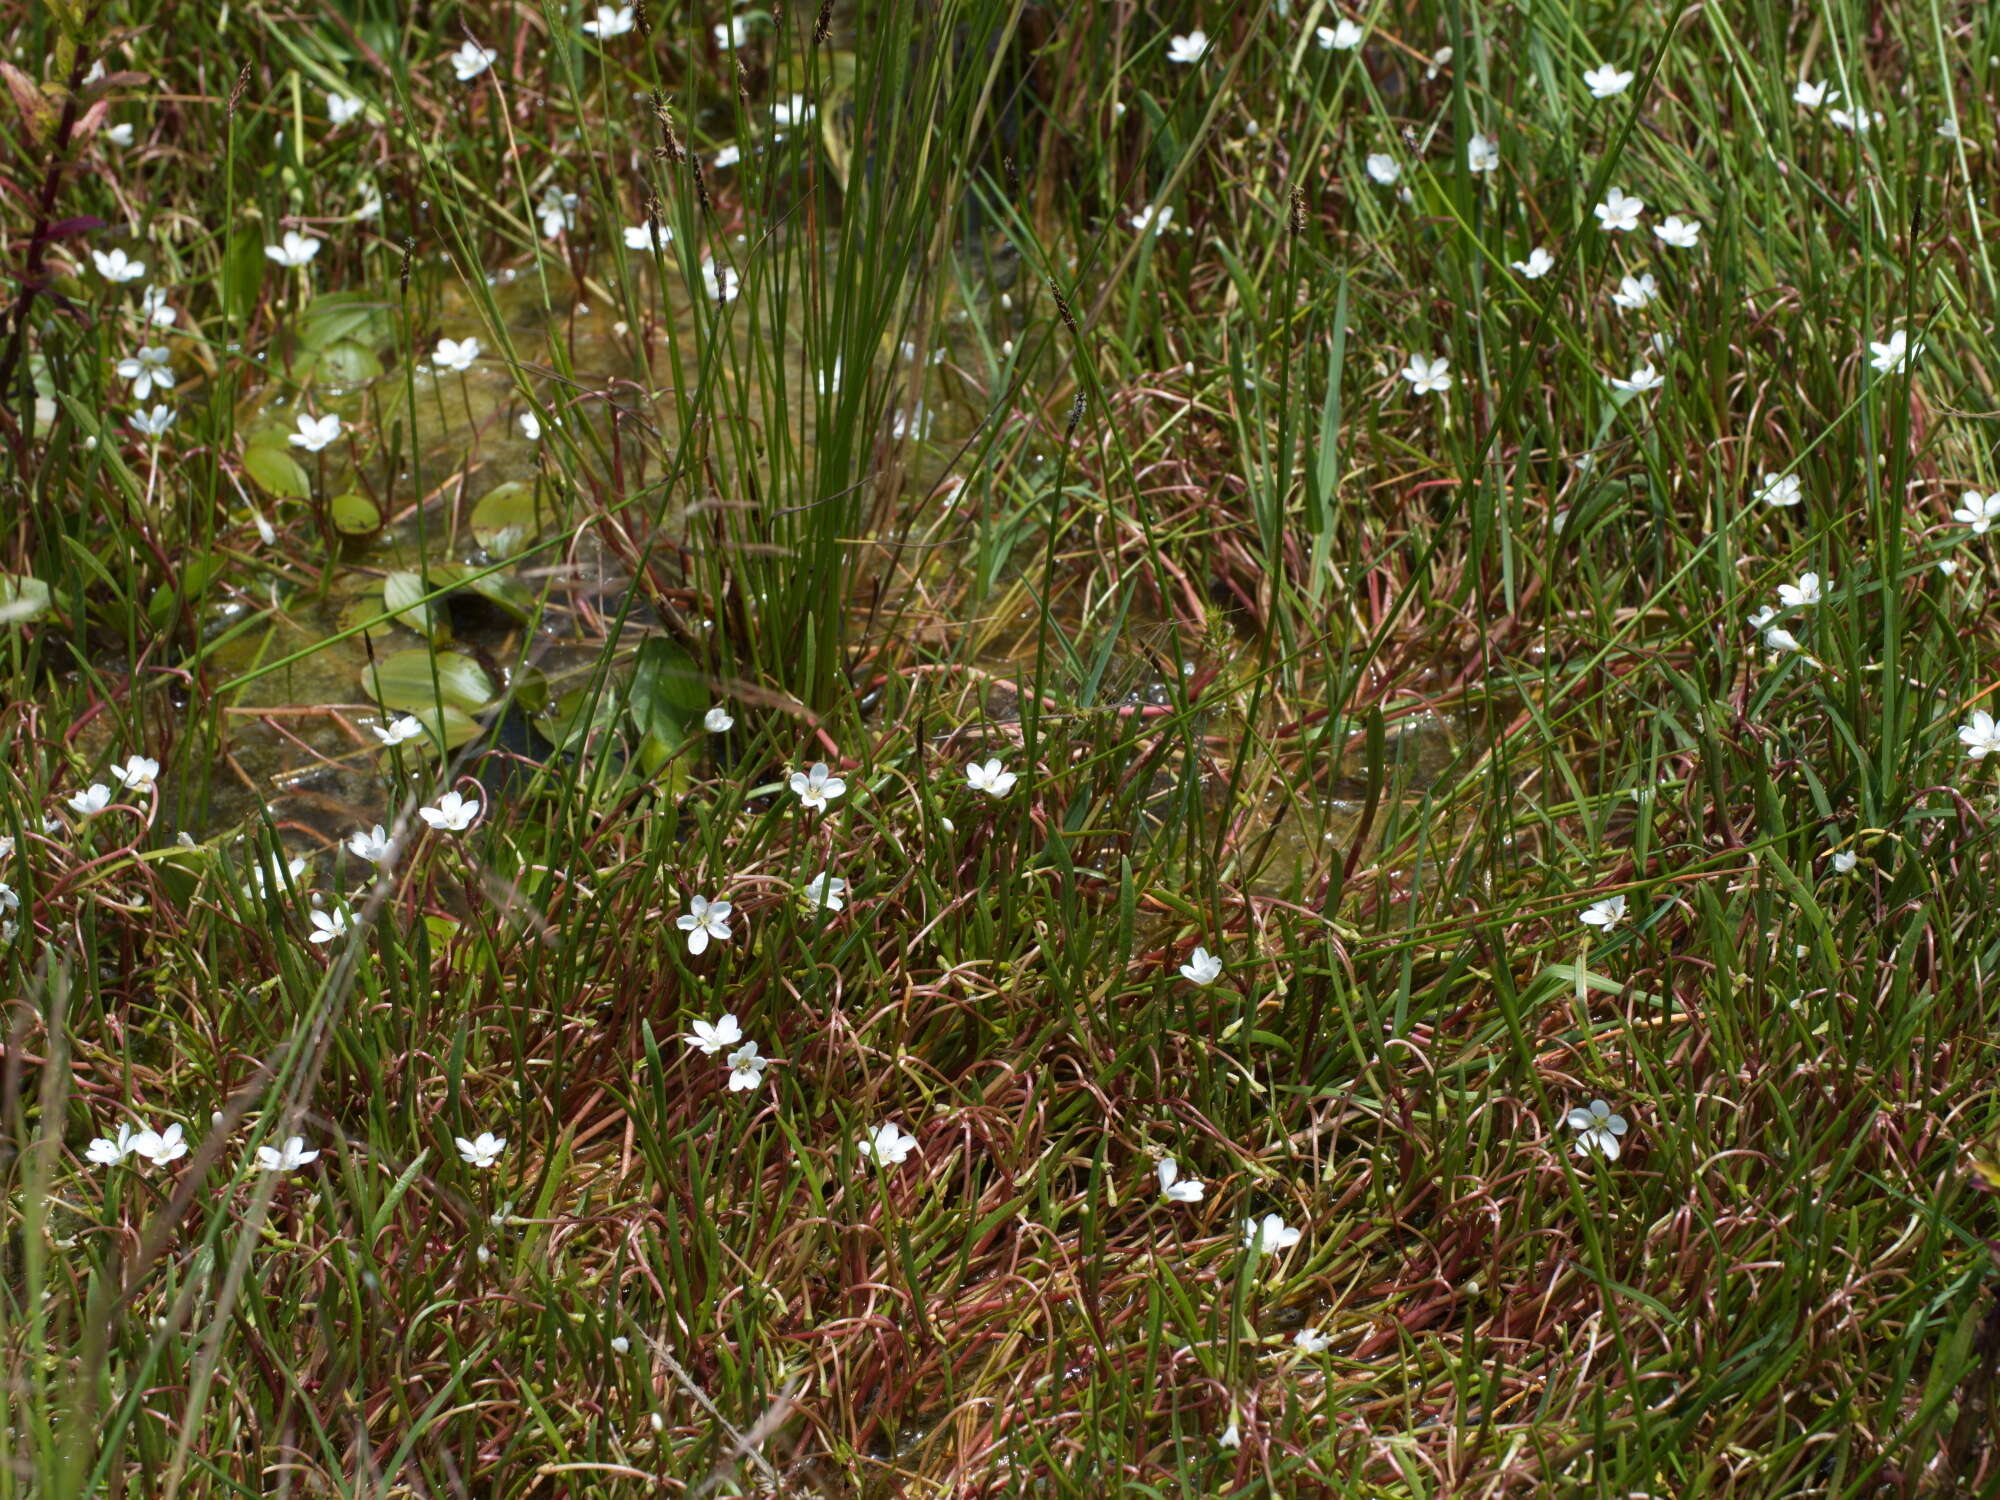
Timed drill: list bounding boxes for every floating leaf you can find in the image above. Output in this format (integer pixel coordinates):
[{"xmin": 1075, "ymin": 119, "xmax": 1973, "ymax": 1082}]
[
  {"xmin": 429, "ymin": 561, "xmax": 536, "ymax": 623},
  {"xmin": 0, "ymin": 573, "xmax": 51, "ymax": 625},
  {"xmin": 380, "ymin": 571, "xmax": 443, "ymax": 639},
  {"xmin": 242, "ymin": 442, "xmax": 311, "ymax": 500},
  {"xmin": 329, "ymin": 493, "xmax": 381, "ymax": 536},
  {"xmin": 364, "ymin": 647, "xmax": 494, "ymax": 717},
  {"xmin": 223, "ymin": 224, "xmax": 267, "ymax": 325},
  {"xmin": 628, "ymin": 638, "xmax": 708, "ymax": 745},
  {"xmin": 298, "ymin": 291, "xmax": 393, "ymax": 352},
  {"xmin": 470, "ymin": 481, "xmax": 548, "ymax": 557},
  {"xmin": 314, "ymin": 339, "xmax": 384, "ymax": 385}
]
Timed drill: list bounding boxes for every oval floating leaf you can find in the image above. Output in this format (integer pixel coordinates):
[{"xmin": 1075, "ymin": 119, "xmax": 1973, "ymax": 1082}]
[
  {"xmin": 329, "ymin": 492, "xmax": 381, "ymax": 536},
  {"xmin": 380, "ymin": 571, "xmax": 444, "ymax": 638},
  {"xmin": 470, "ymin": 481, "xmax": 548, "ymax": 557},
  {"xmin": 243, "ymin": 442, "xmax": 311, "ymax": 500},
  {"xmin": 315, "ymin": 339, "xmax": 384, "ymax": 385},
  {"xmin": 364, "ymin": 647, "xmax": 494, "ymax": 717},
  {"xmin": 0, "ymin": 573, "xmax": 52, "ymax": 625}
]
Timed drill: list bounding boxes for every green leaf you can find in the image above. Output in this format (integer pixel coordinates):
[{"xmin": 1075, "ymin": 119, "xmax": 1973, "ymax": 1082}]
[
  {"xmin": 0, "ymin": 573, "xmax": 51, "ymax": 625},
  {"xmin": 364, "ymin": 647, "xmax": 495, "ymax": 716},
  {"xmin": 298, "ymin": 291, "xmax": 393, "ymax": 352},
  {"xmin": 223, "ymin": 224, "xmax": 267, "ymax": 325},
  {"xmin": 470, "ymin": 482, "xmax": 548, "ymax": 557},
  {"xmin": 314, "ymin": 338, "xmax": 384, "ymax": 385},
  {"xmin": 329, "ymin": 493, "xmax": 382, "ymax": 536},
  {"xmin": 628, "ymin": 639, "xmax": 707, "ymax": 745},
  {"xmin": 242, "ymin": 443, "xmax": 311, "ymax": 500}
]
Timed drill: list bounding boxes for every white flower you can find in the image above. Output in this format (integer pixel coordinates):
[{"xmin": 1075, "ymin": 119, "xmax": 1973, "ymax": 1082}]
[
  {"xmin": 1365, "ymin": 153, "xmax": 1401, "ymax": 186},
  {"xmin": 308, "ymin": 906, "xmax": 350, "ymax": 945},
  {"xmin": 1242, "ymin": 1212, "xmax": 1302, "ymax": 1254},
  {"xmin": 288, "ymin": 412, "xmax": 342, "ymax": 452},
  {"xmin": 433, "ymin": 336, "xmax": 481, "ymax": 372},
  {"xmin": 112, "ymin": 755, "xmax": 159, "ymax": 792},
  {"xmin": 1179, "ymin": 946, "xmax": 1222, "ymax": 985},
  {"xmin": 519, "ymin": 411, "xmax": 542, "ymax": 441},
  {"xmin": 1960, "ymin": 710, "xmax": 2000, "ymax": 759},
  {"xmin": 622, "ymin": 222, "xmax": 673, "ymax": 251},
  {"xmin": 130, "ymin": 405, "xmax": 175, "ymax": 438},
  {"xmin": 712, "ymin": 144, "xmax": 742, "ymax": 169},
  {"xmin": 1793, "ymin": 79, "xmax": 1836, "ymax": 109},
  {"xmin": 1426, "ymin": 45, "xmax": 1453, "ymax": 79},
  {"xmin": 677, "ymin": 894, "xmax": 733, "ymax": 954},
  {"xmin": 610, "ymin": 1335, "xmax": 630, "ymax": 1353},
  {"xmin": 890, "ymin": 403, "xmax": 933, "ymax": 441},
  {"xmin": 965, "ymin": 757, "xmax": 1018, "ymax": 797},
  {"xmin": 1653, "ymin": 215, "xmax": 1701, "ymax": 249},
  {"xmin": 1156, "ymin": 1157, "xmax": 1204, "ymax": 1203},
  {"xmin": 130, "ymin": 1122, "xmax": 188, "ymax": 1168},
  {"xmin": 1566, "ymin": 1099, "xmax": 1628, "ymax": 1160},
  {"xmin": 450, "ymin": 41, "xmax": 497, "ymax": 82},
  {"xmin": 243, "ymin": 852, "xmax": 310, "ymax": 898},
  {"xmin": 1512, "ymin": 246, "xmax": 1554, "ymax": 279},
  {"xmin": 1610, "ymin": 361, "xmax": 1664, "ymax": 394},
  {"xmin": 582, "ymin": 5, "xmax": 634, "ymax": 38},
  {"xmin": 1954, "ymin": 492, "xmax": 2000, "ymax": 534},
  {"xmin": 256, "ymin": 1136, "xmax": 320, "ymax": 1173},
  {"xmin": 714, "ymin": 14, "xmax": 755, "ymax": 47},
  {"xmin": 1939, "ymin": 117, "xmax": 1962, "ymax": 142},
  {"xmin": 803, "ymin": 872, "xmax": 847, "ymax": 912},
  {"xmin": 1293, "ymin": 1327, "xmax": 1332, "ymax": 1354},
  {"xmin": 1757, "ymin": 471, "xmax": 1802, "ymax": 508},
  {"xmin": 104, "ymin": 122, "xmax": 134, "ymax": 149},
  {"xmin": 373, "ymin": 714, "xmax": 425, "ymax": 746},
  {"xmin": 1401, "ymin": 353, "xmax": 1452, "ymax": 395},
  {"xmin": 264, "ymin": 230, "xmax": 321, "ymax": 268},
  {"xmin": 327, "ymin": 93, "xmax": 365, "ymax": 127},
  {"xmin": 789, "ymin": 762, "xmax": 847, "ymax": 812},
  {"xmin": 1828, "ymin": 106, "xmax": 1882, "ymax": 134},
  {"xmin": 92, "ymin": 248, "xmax": 146, "ymax": 283},
  {"xmin": 347, "ymin": 825, "xmax": 393, "ymax": 865},
  {"xmin": 139, "ymin": 285, "xmax": 176, "ymax": 327},
  {"xmin": 1165, "ymin": 30, "xmax": 1210, "ymax": 65},
  {"xmin": 418, "ymin": 790, "xmax": 481, "ymax": 832},
  {"xmin": 698, "ymin": 260, "xmax": 741, "ymax": 303},
  {"xmin": 725, "ymin": 1041, "xmax": 767, "ymax": 1091},
  {"xmin": 771, "ymin": 94, "xmax": 816, "ymax": 130},
  {"xmin": 1580, "ymin": 893, "xmax": 1626, "ymax": 930},
  {"xmin": 537, "ymin": 186, "xmax": 577, "ymax": 240},
  {"xmin": 1219, "ymin": 1419, "xmax": 1241, "ymax": 1449},
  {"xmin": 1832, "ymin": 850, "xmax": 1860, "ymax": 874},
  {"xmin": 703, "ymin": 706, "xmax": 735, "ymax": 733},
  {"xmin": 1869, "ymin": 330, "xmax": 1917, "ymax": 374},
  {"xmin": 1777, "ymin": 571, "xmax": 1825, "ymax": 608},
  {"xmin": 85, "ymin": 1123, "xmax": 135, "ymax": 1165},
  {"xmin": 685, "ymin": 1013, "xmax": 743, "ymax": 1054},
  {"xmin": 1611, "ymin": 272, "xmax": 1657, "ymax": 310},
  {"xmin": 115, "ymin": 345, "xmax": 173, "ymax": 402},
  {"xmin": 1593, "ymin": 186, "xmax": 1644, "ymax": 232},
  {"xmin": 1583, "ymin": 63, "xmax": 1634, "ymax": 98},
  {"xmin": 858, "ymin": 1121, "xmax": 919, "ymax": 1165},
  {"xmin": 1316, "ymin": 18, "xmax": 1364, "ymax": 49},
  {"xmin": 456, "ymin": 1131, "xmax": 507, "ymax": 1168},
  {"xmin": 1765, "ymin": 626, "xmax": 1801, "ymax": 653},
  {"xmin": 69, "ymin": 784, "xmax": 112, "ymax": 816},
  {"xmin": 0, "ymin": 884, "xmax": 12, "ymax": 916},
  {"xmin": 1129, "ymin": 203, "xmax": 1174, "ymax": 235},
  {"xmin": 1466, "ymin": 133, "xmax": 1500, "ymax": 173}
]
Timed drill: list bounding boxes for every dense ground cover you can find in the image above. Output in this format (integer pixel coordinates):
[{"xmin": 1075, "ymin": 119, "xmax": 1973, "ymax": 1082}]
[{"xmin": 5, "ymin": 0, "xmax": 2000, "ymax": 1493}]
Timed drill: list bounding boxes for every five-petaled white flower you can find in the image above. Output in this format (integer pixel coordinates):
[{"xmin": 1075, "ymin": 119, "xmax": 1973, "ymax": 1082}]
[
  {"xmin": 1960, "ymin": 710, "xmax": 2000, "ymax": 759},
  {"xmin": 139, "ymin": 285, "xmax": 176, "ymax": 327},
  {"xmin": 698, "ymin": 260, "xmax": 741, "ymax": 303},
  {"xmin": 1954, "ymin": 492, "xmax": 2000, "ymax": 534},
  {"xmin": 1179, "ymin": 946, "xmax": 1222, "ymax": 985},
  {"xmin": 1610, "ymin": 361, "xmax": 1664, "ymax": 394},
  {"xmin": 105, "ymin": 122, "xmax": 134, "ymax": 149},
  {"xmin": 1580, "ymin": 893, "xmax": 1626, "ymax": 930},
  {"xmin": 622, "ymin": 222, "xmax": 673, "ymax": 251},
  {"xmin": 264, "ymin": 230, "xmax": 321, "ymax": 268},
  {"xmin": 289, "ymin": 412, "xmax": 342, "ymax": 452},
  {"xmin": 519, "ymin": 411, "xmax": 542, "ymax": 441},
  {"xmin": 130, "ymin": 405, "xmax": 175, "ymax": 438},
  {"xmin": 537, "ymin": 186, "xmax": 577, "ymax": 240},
  {"xmin": 685, "ymin": 1013, "xmax": 743, "ymax": 1054},
  {"xmin": 86, "ymin": 1123, "xmax": 135, "ymax": 1165},
  {"xmin": 1294, "ymin": 1327, "xmax": 1332, "ymax": 1354},
  {"xmin": 582, "ymin": 5, "xmax": 634, "ymax": 38},
  {"xmin": 373, "ymin": 715, "xmax": 425, "ymax": 746},
  {"xmin": 1777, "ymin": 571, "xmax": 1826, "ymax": 608},
  {"xmin": 1757, "ymin": 471, "xmax": 1802, "ymax": 508},
  {"xmin": 1832, "ymin": 850, "xmax": 1860, "ymax": 875},
  {"xmin": 1593, "ymin": 186, "xmax": 1644, "ymax": 231},
  {"xmin": 1513, "ymin": 246, "xmax": 1554, "ymax": 279},
  {"xmin": 1365, "ymin": 153, "xmax": 1401, "ymax": 186},
  {"xmin": 1653, "ymin": 215, "xmax": 1701, "ymax": 249},
  {"xmin": 703, "ymin": 705, "xmax": 734, "ymax": 733},
  {"xmin": 347, "ymin": 825, "xmax": 393, "ymax": 865},
  {"xmin": 69, "ymin": 783, "xmax": 112, "ymax": 816},
  {"xmin": 1794, "ymin": 79, "xmax": 1836, "ymax": 109},
  {"xmin": 803, "ymin": 872, "xmax": 847, "ymax": 912},
  {"xmin": 714, "ymin": 14, "xmax": 755, "ymax": 47},
  {"xmin": 966, "ymin": 757, "xmax": 1018, "ymax": 797},
  {"xmin": 327, "ymin": 93, "xmax": 365, "ymax": 127},
  {"xmin": 1401, "ymin": 353, "xmax": 1452, "ymax": 395},
  {"xmin": 1828, "ymin": 106, "xmax": 1882, "ymax": 134},
  {"xmin": 308, "ymin": 906, "xmax": 350, "ymax": 944},
  {"xmin": 1466, "ymin": 133, "xmax": 1500, "ymax": 173},
  {"xmin": 1583, "ymin": 63, "xmax": 1634, "ymax": 98},
  {"xmin": 419, "ymin": 790, "xmax": 481, "ymax": 832},
  {"xmin": 1129, "ymin": 203, "xmax": 1174, "ymax": 235},
  {"xmin": 1165, "ymin": 30, "xmax": 1210, "ymax": 65},
  {"xmin": 256, "ymin": 1136, "xmax": 320, "ymax": 1173},
  {"xmin": 790, "ymin": 762, "xmax": 847, "ymax": 812},
  {"xmin": 112, "ymin": 755, "xmax": 159, "ymax": 792},
  {"xmin": 93, "ymin": 248, "xmax": 146, "ymax": 283},
  {"xmin": 677, "ymin": 894, "xmax": 733, "ymax": 954},
  {"xmin": 1869, "ymin": 330, "xmax": 1917, "ymax": 375},
  {"xmin": 859, "ymin": 1121, "xmax": 919, "ymax": 1165},
  {"xmin": 1765, "ymin": 625, "xmax": 1801, "ymax": 653},
  {"xmin": 116, "ymin": 345, "xmax": 173, "ymax": 401},
  {"xmin": 1242, "ymin": 1212, "xmax": 1302, "ymax": 1254},
  {"xmin": 1317, "ymin": 18, "xmax": 1364, "ymax": 50},
  {"xmin": 1611, "ymin": 272, "xmax": 1658, "ymax": 310},
  {"xmin": 130, "ymin": 1122, "xmax": 188, "ymax": 1167},
  {"xmin": 1157, "ymin": 1156, "xmax": 1205, "ymax": 1203},
  {"xmin": 725, "ymin": 1041, "xmax": 768, "ymax": 1091},
  {"xmin": 1567, "ymin": 1099, "xmax": 1628, "ymax": 1160},
  {"xmin": 456, "ymin": 1131, "xmax": 507, "ymax": 1168},
  {"xmin": 433, "ymin": 336, "xmax": 481, "ymax": 372},
  {"xmin": 450, "ymin": 41, "xmax": 497, "ymax": 82}
]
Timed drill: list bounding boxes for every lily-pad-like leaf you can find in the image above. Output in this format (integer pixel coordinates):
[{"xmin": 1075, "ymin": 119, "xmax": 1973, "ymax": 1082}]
[
  {"xmin": 380, "ymin": 571, "xmax": 445, "ymax": 638},
  {"xmin": 429, "ymin": 561, "xmax": 536, "ymax": 623},
  {"xmin": 470, "ymin": 481, "xmax": 549, "ymax": 557},
  {"xmin": 0, "ymin": 573, "xmax": 52, "ymax": 625},
  {"xmin": 315, "ymin": 338, "xmax": 384, "ymax": 385},
  {"xmin": 243, "ymin": 442, "xmax": 312, "ymax": 500},
  {"xmin": 629, "ymin": 638, "xmax": 708, "ymax": 745},
  {"xmin": 329, "ymin": 493, "xmax": 382, "ymax": 536},
  {"xmin": 299, "ymin": 291, "xmax": 393, "ymax": 352},
  {"xmin": 364, "ymin": 647, "xmax": 495, "ymax": 717}
]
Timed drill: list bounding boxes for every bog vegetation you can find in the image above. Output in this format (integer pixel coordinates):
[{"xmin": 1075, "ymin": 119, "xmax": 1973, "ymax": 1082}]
[{"xmin": 4, "ymin": 0, "xmax": 2000, "ymax": 1494}]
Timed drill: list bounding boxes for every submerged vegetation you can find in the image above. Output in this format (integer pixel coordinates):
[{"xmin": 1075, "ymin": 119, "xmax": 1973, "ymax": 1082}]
[{"xmin": 7, "ymin": 0, "xmax": 2000, "ymax": 1492}]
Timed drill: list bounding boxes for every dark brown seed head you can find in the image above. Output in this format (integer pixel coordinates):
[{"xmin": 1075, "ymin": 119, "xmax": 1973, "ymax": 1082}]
[
  {"xmin": 1289, "ymin": 184, "xmax": 1306, "ymax": 236},
  {"xmin": 813, "ymin": 0, "xmax": 835, "ymax": 44}
]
